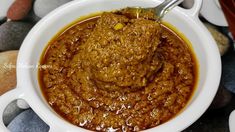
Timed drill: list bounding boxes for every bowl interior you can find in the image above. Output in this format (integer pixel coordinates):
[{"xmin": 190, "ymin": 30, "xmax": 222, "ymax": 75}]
[{"xmin": 17, "ymin": 0, "xmax": 220, "ymax": 131}]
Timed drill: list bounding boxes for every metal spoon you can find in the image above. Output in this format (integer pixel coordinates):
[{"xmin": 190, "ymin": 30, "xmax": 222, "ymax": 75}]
[
  {"xmin": 154, "ymin": 0, "xmax": 184, "ymax": 19},
  {"xmin": 130, "ymin": 0, "xmax": 184, "ymax": 20}
]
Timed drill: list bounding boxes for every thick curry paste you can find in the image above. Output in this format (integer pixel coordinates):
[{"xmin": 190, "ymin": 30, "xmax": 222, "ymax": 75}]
[{"xmin": 39, "ymin": 10, "xmax": 198, "ymax": 132}]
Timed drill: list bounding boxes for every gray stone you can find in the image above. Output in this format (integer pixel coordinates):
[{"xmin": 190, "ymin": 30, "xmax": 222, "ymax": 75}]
[
  {"xmin": 34, "ymin": 0, "xmax": 72, "ymax": 18},
  {"xmin": 210, "ymin": 85, "xmax": 232, "ymax": 109},
  {"xmin": 0, "ymin": 21, "xmax": 34, "ymax": 51},
  {"xmin": 0, "ymin": 18, "xmax": 7, "ymax": 25},
  {"xmin": 3, "ymin": 100, "xmax": 24, "ymax": 126},
  {"xmin": 184, "ymin": 115, "xmax": 229, "ymax": 132},
  {"xmin": 7, "ymin": 109, "xmax": 49, "ymax": 132},
  {"xmin": 3, "ymin": 100, "xmax": 23, "ymax": 125},
  {"xmin": 222, "ymin": 50, "xmax": 235, "ymax": 93},
  {"xmin": 25, "ymin": 9, "xmax": 41, "ymax": 23}
]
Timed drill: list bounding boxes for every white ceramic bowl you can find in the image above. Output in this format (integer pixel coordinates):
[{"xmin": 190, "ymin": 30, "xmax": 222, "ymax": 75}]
[{"xmin": 0, "ymin": 0, "xmax": 221, "ymax": 131}]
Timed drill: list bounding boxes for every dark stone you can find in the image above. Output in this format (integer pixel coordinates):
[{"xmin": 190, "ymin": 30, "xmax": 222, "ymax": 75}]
[
  {"xmin": 0, "ymin": 21, "xmax": 34, "ymax": 51},
  {"xmin": 7, "ymin": 109, "xmax": 49, "ymax": 132},
  {"xmin": 209, "ymin": 84, "xmax": 232, "ymax": 109},
  {"xmin": 222, "ymin": 50, "xmax": 235, "ymax": 93},
  {"xmin": 184, "ymin": 94, "xmax": 235, "ymax": 132},
  {"xmin": 183, "ymin": 114, "xmax": 229, "ymax": 132},
  {"xmin": 0, "ymin": 18, "xmax": 7, "ymax": 25},
  {"xmin": 24, "ymin": 9, "xmax": 41, "ymax": 24}
]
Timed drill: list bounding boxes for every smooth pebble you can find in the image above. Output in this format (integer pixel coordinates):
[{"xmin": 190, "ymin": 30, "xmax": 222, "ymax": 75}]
[
  {"xmin": 204, "ymin": 23, "xmax": 230, "ymax": 56},
  {"xmin": 24, "ymin": 9, "xmax": 41, "ymax": 23},
  {"xmin": 0, "ymin": 18, "xmax": 7, "ymax": 25},
  {"xmin": 0, "ymin": 21, "xmax": 33, "ymax": 51},
  {"xmin": 17, "ymin": 99, "xmax": 30, "ymax": 109},
  {"xmin": 34, "ymin": 0, "xmax": 72, "ymax": 18},
  {"xmin": 0, "ymin": 50, "xmax": 18, "ymax": 95},
  {"xmin": 0, "ymin": 0, "xmax": 15, "ymax": 20},
  {"xmin": 7, "ymin": 0, "xmax": 33, "ymax": 21},
  {"xmin": 3, "ymin": 100, "xmax": 24, "ymax": 126},
  {"xmin": 7, "ymin": 109, "xmax": 49, "ymax": 132},
  {"xmin": 222, "ymin": 50, "xmax": 235, "ymax": 93},
  {"xmin": 210, "ymin": 85, "xmax": 232, "ymax": 109}
]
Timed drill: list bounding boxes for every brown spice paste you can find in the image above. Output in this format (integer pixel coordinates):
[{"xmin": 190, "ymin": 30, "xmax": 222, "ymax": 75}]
[{"xmin": 39, "ymin": 9, "xmax": 197, "ymax": 132}]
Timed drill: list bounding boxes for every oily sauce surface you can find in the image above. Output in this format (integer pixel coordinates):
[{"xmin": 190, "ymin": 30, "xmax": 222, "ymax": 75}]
[{"xmin": 39, "ymin": 11, "xmax": 197, "ymax": 132}]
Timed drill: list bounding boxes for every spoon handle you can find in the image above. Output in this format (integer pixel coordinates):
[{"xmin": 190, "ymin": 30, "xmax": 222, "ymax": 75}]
[{"xmin": 155, "ymin": 0, "xmax": 184, "ymax": 19}]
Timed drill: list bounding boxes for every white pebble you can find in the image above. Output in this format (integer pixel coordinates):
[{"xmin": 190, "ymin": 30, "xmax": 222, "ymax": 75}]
[
  {"xmin": 34, "ymin": 0, "xmax": 72, "ymax": 18},
  {"xmin": 17, "ymin": 99, "xmax": 30, "ymax": 109},
  {"xmin": 0, "ymin": 0, "xmax": 14, "ymax": 20}
]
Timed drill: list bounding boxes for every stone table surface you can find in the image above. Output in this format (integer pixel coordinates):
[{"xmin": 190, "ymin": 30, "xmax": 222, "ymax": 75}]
[{"xmin": 184, "ymin": 94, "xmax": 235, "ymax": 132}]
